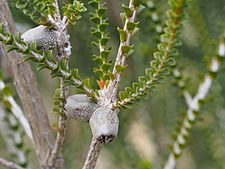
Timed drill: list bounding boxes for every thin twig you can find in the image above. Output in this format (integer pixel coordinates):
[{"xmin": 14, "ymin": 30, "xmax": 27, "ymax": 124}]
[
  {"xmin": 48, "ymin": 2, "xmax": 71, "ymax": 166},
  {"xmin": 48, "ymin": 114, "xmax": 67, "ymax": 165},
  {"xmin": 105, "ymin": 0, "xmax": 138, "ymax": 101},
  {"xmin": 0, "ymin": 156, "xmax": 24, "ymax": 169},
  {"xmin": 54, "ymin": 0, "xmax": 61, "ymax": 21},
  {"xmin": 0, "ymin": 80, "xmax": 34, "ymax": 142},
  {"xmin": 48, "ymin": 0, "xmax": 62, "ymax": 29},
  {"xmin": 48, "ymin": 78, "xmax": 68, "ymax": 166},
  {"xmin": 82, "ymin": 137, "xmax": 102, "ymax": 169},
  {"xmin": 183, "ymin": 91, "xmax": 193, "ymax": 107},
  {"xmin": 163, "ymin": 40, "xmax": 225, "ymax": 169}
]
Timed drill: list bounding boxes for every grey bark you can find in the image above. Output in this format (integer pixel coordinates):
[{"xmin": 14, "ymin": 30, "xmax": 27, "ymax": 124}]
[{"xmin": 0, "ymin": 1, "xmax": 64, "ymax": 168}]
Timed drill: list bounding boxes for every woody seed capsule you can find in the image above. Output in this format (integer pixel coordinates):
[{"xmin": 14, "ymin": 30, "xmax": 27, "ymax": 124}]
[
  {"xmin": 89, "ymin": 106, "xmax": 119, "ymax": 144},
  {"xmin": 21, "ymin": 25, "xmax": 67, "ymax": 53},
  {"xmin": 65, "ymin": 94, "xmax": 100, "ymax": 122}
]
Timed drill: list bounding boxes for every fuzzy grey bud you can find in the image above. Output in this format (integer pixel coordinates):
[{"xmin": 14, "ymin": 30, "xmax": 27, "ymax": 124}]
[
  {"xmin": 65, "ymin": 94, "xmax": 100, "ymax": 122},
  {"xmin": 89, "ymin": 106, "xmax": 119, "ymax": 144},
  {"xmin": 21, "ymin": 25, "xmax": 67, "ymax": 52}
]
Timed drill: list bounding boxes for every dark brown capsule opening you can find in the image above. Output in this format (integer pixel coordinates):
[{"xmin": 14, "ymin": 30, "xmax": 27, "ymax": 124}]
[{"xmin": 97, "ymin": 135, "xmax": 115, "ymax": 144}]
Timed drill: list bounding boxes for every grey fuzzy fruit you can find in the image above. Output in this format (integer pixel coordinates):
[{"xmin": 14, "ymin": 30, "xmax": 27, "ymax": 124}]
[
  {"xmin": 21, "ymin": 25, "xmax": 66, "ymax": 52},
  {"xmin": 65, "ymin": 94, "xmax": 100, "ymax": 122},
  {"xmin": 89, "ymin": 106, "xmax": 119, "ymax": 144}
]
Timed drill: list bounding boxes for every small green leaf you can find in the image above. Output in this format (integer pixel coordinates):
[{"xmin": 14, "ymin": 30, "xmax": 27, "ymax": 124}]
[
  {"xmin": 122, "ymin": 5, "xmax": 132, "ymax": 18},
  {"xmin": 108, "ymin": 72, "xmax": 115, "ymax": 80},
  {"xmin": 5, "ymin": 34, "xmax": 14, "ymax": 45},
  {"xmin": 15, "ymin": 32, "xmax": 22, "ymax": 42},
  {"xmin": 168, "ymin": 48, "xmax": 179, "ymax": 56},
  {"xmin": 71, "ymin": 69, "xmax": 79, "ymax": 79},
  {"xmin": 119, "ymin": 91, "xmax": 127, "ymax": 100},
  {"xmin": 92, "ymin": 30, "xmax": 102, "ymax": 39},
  {"xmin": 145, "ymin": 68, "xmax": 154, "ymax": 77},
  {"xmin": 93, "ymin": 56, "xmax": 103, "ymax": 64},
  {"xmin": 51, "ymin": 72, "xmax": 62, "ymax": 78},
  {"xmin": 16, "ymin": 1, "xmax": 29, "ymax": 9},
  {"xmin": 120, "ymin": 13, "xmax": 127, "ymax": 25},
  {"xmin": 121, "ymin": 45, "xmax": 133, "ymax": 55},
  {"xmin": 117, "ymin": 28, "xmax": 127, "ymax": 42},
  {"xmin": 23, "ymin": 55, "xmax": 36, "ymax": 62},
  {"xmin": 127, "ymin": 48, "xmax": 135, "ymax": 57},
  {"xmin": 36, "ymin": 63, "xmax": 49, "ymax": 71},
  {"xmin": 132, "ymin": 82, "xmax": 140, "ymax": 90},
  {"xmin": 91, "ymin": 41, "xmax": 99, "ymax": 48},
  {"xmin": 53, "ymin": 107, "xmax": 61, "ymax": 114},
  {"xmin": 90, "ymin": 16, "xmax": 100, "ymax": 24},
  {"xmin": 44, "ymin": 50, "xmax": 54, "ymax": 62},
  {"xmin": 101, "ymin": 63, "xmax": 112, "ymax": 72},
  {"xmin": 59, "ymin": 59, "xmax": 67, "ymax": 71},
  {"xmin": 160, "ymin": 34, "xmax": 169, "ymax": 43},
  {"xmin": 83, "ymin": 78, "xmax": 91, "ymax": 89},
  {"xmin": 100, "ymin": 49, "xmax": 110, "ymax": 60},
  {"xmin": 153, "ymin": 51, "xmax": 163, "ymax": 60},
  {"xmin": 88, "ymin": 0, "xmax": 98, "ymax": 8},
  {"xmin": 167, "ymin": 58, "xmax": 176, "ymax": 66},
  {"xmin": 97, "ymin": 7, "xmax": 106, "ymax": 16},
  {"xmin": 93, "ymin": 68, "xmax": 103, "ymax": 78},
  {"xmin": 0, "ymin": 24, "xmax": 4, "ymax": 33},
  {"xmin": 99, "ymin": 23, "xmax": 109, "ymax": 32},
  {"xmin": 30, "ymin": 41, "xmax": 37, "ymax": 51},
  {"xmin": 115, "ymin": 64, "xmax": 128, "ymax": 73},
  {"xmin": 161, "ymin": 68, "xmax": 170, "ymax": 76},
  {"xmin": 174, "ymin": 39, "xmax": 183, "ymax": 47},
  {"xmin": 54, "ymin": 88, "xmax": 61, "ymax": 98},
  {"xmin": 64, "ymin": 80, "xmax": 75, "ymax": 87},
  {"xmin": 53, "ymin": 100, "xmax": 61, "ymax": 106},
  {"xmin": 157, "ymin": 43, "xmax": 167, "ymax": 52},
  {"xmin": 133, "ymin": 0, "xmax": 141, "ymax": 8},
  {"xmin": 100, "ymin": 37, "xmax": 109, "ymax": 46},
  {"xmin": 23, "ymin": 46, "xmax": 31, "ymax": 54},
  {"xmin": 125, "ymin": 87, "xmax": 133, "ymax": 95},
  {"xmin": 127, "ymin": 22, "xmax": 138, "ymax": 32},
  {"xmin": 6, "ymin": 46, "xmax": 18, "ymax": 52},
  {"xmin": 2, "ymin": 85, "xmax": 12, "ymax": 96},
  {"xmin": 3, "ymin": 100, "xmax": 12, "ymax": 109}
]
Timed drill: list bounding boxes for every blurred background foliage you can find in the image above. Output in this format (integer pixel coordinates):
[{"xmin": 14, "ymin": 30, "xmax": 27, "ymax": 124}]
[{"xmin": 0, "ymin": 0, "xmax": 225, "ymax": 169}]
